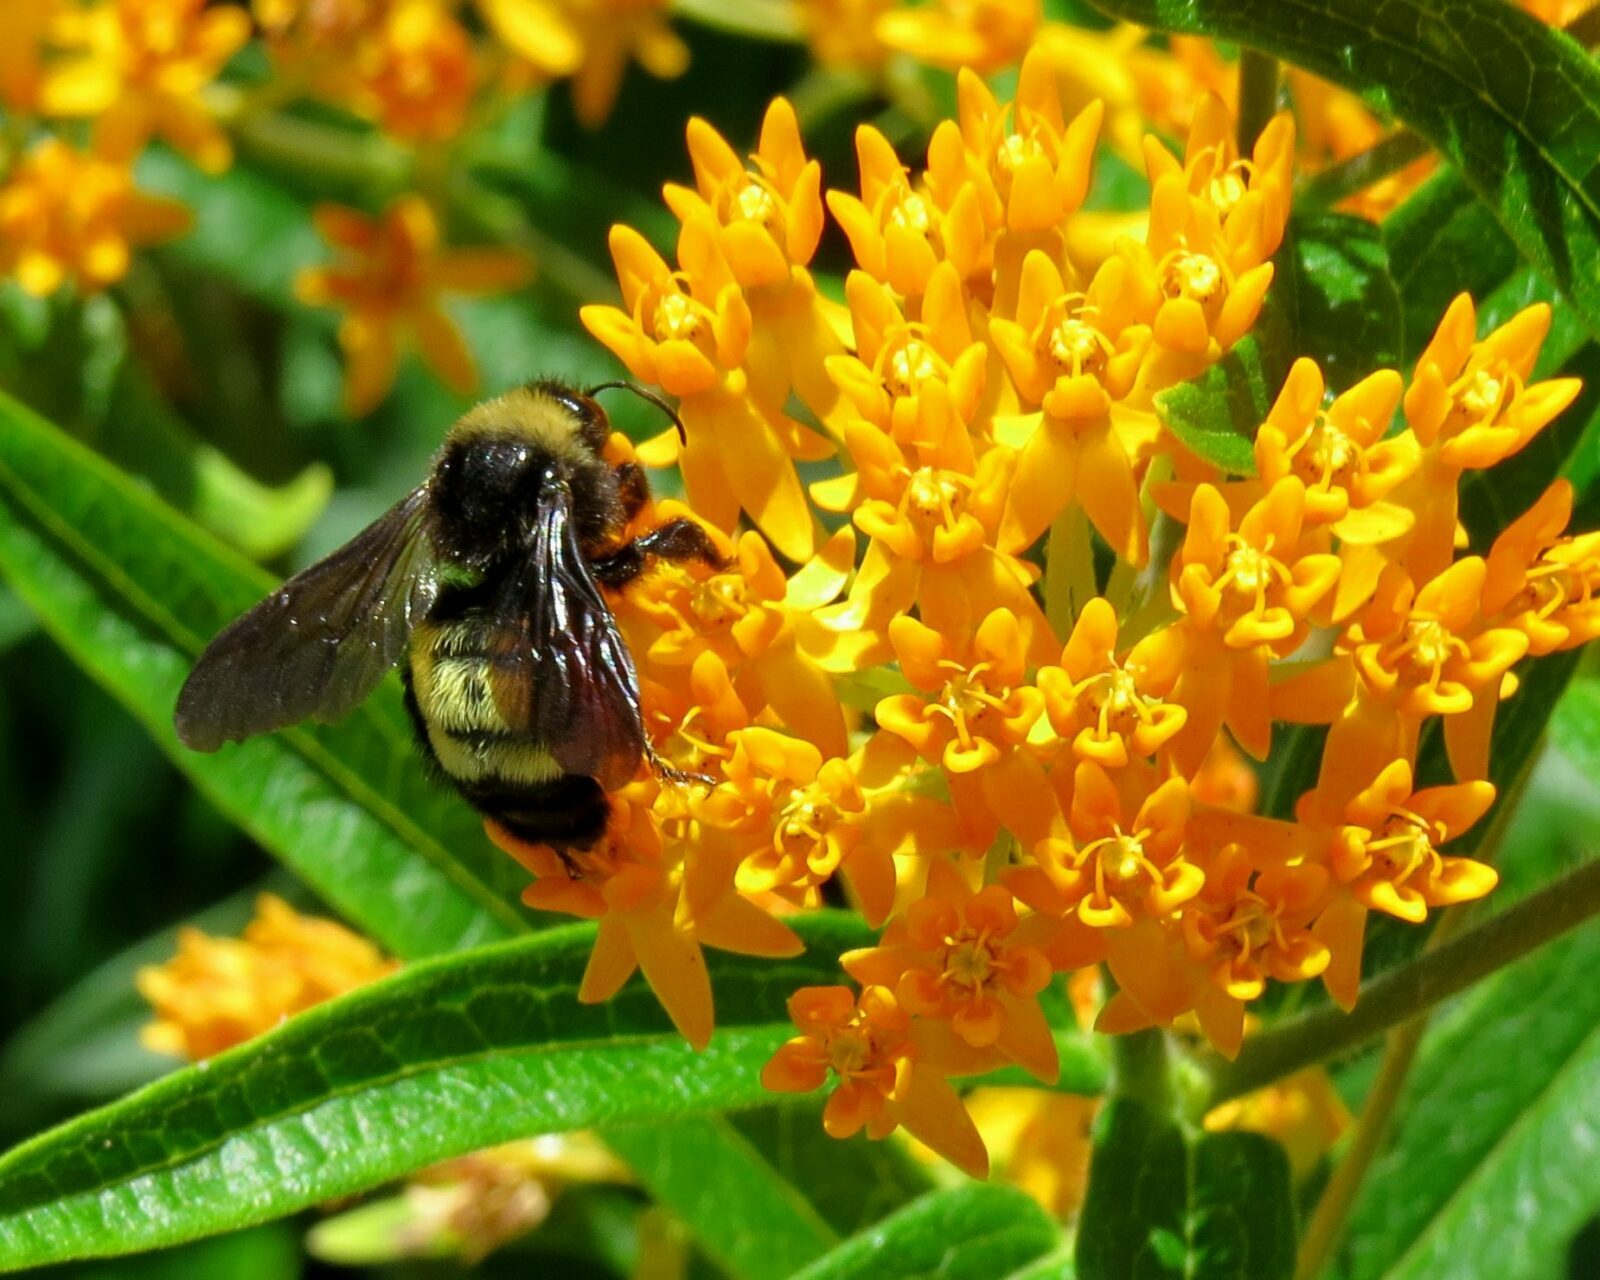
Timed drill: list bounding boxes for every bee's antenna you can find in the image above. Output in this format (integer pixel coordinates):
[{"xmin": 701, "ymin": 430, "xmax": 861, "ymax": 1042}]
[{"xmin": 587, "ymin": 381, "xmax": 687, "ymax": 444}]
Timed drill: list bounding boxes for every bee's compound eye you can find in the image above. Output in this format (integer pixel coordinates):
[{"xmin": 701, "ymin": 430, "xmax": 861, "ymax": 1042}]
[{"xmin": 549, "ymin": 389, "xmax": 608, "ymax": 449}]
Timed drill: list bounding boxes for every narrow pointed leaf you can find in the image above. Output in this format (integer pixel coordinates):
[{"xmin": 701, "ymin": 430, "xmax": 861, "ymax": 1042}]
[
  {"xmin": 1337, "ymin": 872, "xmax": 1600, "ymax": 1279},
  {"xmin": 0, "ymin": 913, "xmax": 871, "ymax": 1271},
  {"xmin": 0, "ymin": 389, "xmax": 526, "ymax": 957}
]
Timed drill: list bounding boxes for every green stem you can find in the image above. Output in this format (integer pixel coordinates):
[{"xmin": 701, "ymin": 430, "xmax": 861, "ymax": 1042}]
[
  {"xmin": 1293, "ymin": 1014, "xmax": 1427, "ymax": 1280},
  {"xmin": 671, "ymin": 0, "xmax": 804, "ymax": 41},
  {"xmin": 1296, "ymin": 130, "xmax": 1431, "ymax": 210},
  {"xmin": 1205, "ymin": 853, "xmax": 1600, "ymax": 1103},
  {"xmin": 1235, "ymin": 50, "xmax": 1279, "ymax": 155},
  {"xmin": 230, "ymin": 111, "xmax": 412, "ymax": 197},
  {"xmin": 1109, "ymin": 1027, "xmax": 1173, "ymax": 1115}
]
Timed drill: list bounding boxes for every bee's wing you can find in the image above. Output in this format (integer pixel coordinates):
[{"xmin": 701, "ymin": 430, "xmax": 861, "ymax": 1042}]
[
  {"xmin": 175, "ymin": 486, "xmax": 440, "ymax": 750},
  {"xmin": 513, "ymin": 484, "xmax": 646, "ymax": 791}
]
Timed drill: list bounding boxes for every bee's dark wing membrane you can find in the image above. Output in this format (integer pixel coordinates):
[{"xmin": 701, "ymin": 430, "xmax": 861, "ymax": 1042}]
[
  {"xmin": 174, "ymin": 486, "xmax": 440, "ymax": 750},
  {"xmin": 514, "ymin": 485, "xmax": 645, "ymax": 790}
]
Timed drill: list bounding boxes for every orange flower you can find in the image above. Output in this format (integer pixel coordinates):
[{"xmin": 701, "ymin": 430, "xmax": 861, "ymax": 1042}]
[
  {"xmin": 875, "ymin": 608, "xmax": 1057, "ymax": 848},
  {"xmin": 875, "ymin": 0, "xmax": 1039, "ymax": 74},
  {"xmin": 814, "ymin": 421, "xmax": 1055, "ymax": 667},
  {"xmin": 0, "ymin": 140, "xmax": 191, "ymax": 297},
  {"xmin": 665, "ymin": 99, "xmax": 849, "ymax": 436},
  {"xmin": 991, "ymin": 251, "xmax": 1158, "ymax": 561},
  {"xmin": 927, "ymin": 50, "xmax": 1103, "ymax": 314},
  {"xmin": 1398, "ymin": 295, "xmax": 1582, "ymax": 580},
  {"xmin": 137, "ymin": 894, "xmax": 397, "ymax": 1060},
  {"xmin": 1279, "ymin": 560, "xmax": 1529, "ymax": 802},
  {"xmin": 761, "ymin": 985, "xmax": 989, "ymax": 1178},
  {"xmin": 795, "ymin": 0, "xmax": 897, "ymax": 71},
  {"xmin": 702, "ymin": 728, "xmax": 942, "ymax": 927},
  {"xmin": 1178, "ymin": 847, "xmax": 1330, "ymax": 1054},
  {"xmin": 621, "ymin": 520, "xmax": 855, "ymax": 756},
  {"xmin": 343, "ymin": 0, "xmax": 478, "ymax": 142},
  {"xmin": 0, "ymin": 2, "xmax": 56, "ymax": 115},
  {"xmin": 1036, "ymin": 596, "xmax": 1186, "ymax": 769},
  {"xmin": 296, "ymin": 195, "xmax": 530, "ymax": 416},
  {"xmin": 1015, "ymin": 763, "xmax": 1203, "ymax": 934},
  {"xmin": 1313, "ymin": 760, "xmax": 1497, "ymax": 1008},
  {"xmin": 1134, "ymin": 479, "xmax": 1341, "ymax": 772},
  {"xmin": 582, "ymin": 220, "xmax": 823, "ymax": 560},
  {"xmin": 1483, "ymin": 480, "xmax": 1600, "ymax": 654},
  {"xmin": 826, "ymin": 262, "xmax": 987, "ymax": 467},
  {"xmin": 493, "ymin": 782, "xmax": 803, "ymax": 1050},
  {"xmin": 828, "ymin": 124, "xmax": 969, "ymax": 300},
  {"xmin": 479, "ymin": 0, "xmax": 688, "ymax": 129},
  {"xmin": 844, "ymin": 860, "xmax": 1059, "ymax": 1083},
  {"xmin": 44, "ymin": 0, "xmax": 250, "ymax": 173}
]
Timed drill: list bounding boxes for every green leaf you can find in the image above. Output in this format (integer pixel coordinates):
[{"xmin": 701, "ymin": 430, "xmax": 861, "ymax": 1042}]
[
  {"xmin": 1334, "ymin": 873, "xmax": 1600, "ymax": 1278},
  {"xmin": 1288, "ymin": 213, "xmax": 1402, "ymax": 391},
  {"xmin": 1088, "ymin": 0, "xmax": 1600, "ymax": 341},
  {"xmin": 726, "ymin": 1101, "xmax": 937, "ymax": 1237},
  {"xmin": 0, "ymin": 913, "xmax": 872, "ymax": 1271},
  {"xmin": 0, "ymin": 388, "xmax": 526, "ymax": 957},
  {"xmin": 608, "ymin": 1100, "xmax": 939, "ymax": 1280},
  {"xmin": 1384, "ymin": 170, "xmax": 1521, "ymax": 367},
  {"xmin": 607, "ymin": 1117, "xmax": 841, "ymax": 1280},
  {"xmin": 1075, "ymin": 1100, "xmax": 1295, "ymax": 1280},
  {"xmin": 1154, "ymin": 336, "xmax": 1271, "ymax": 476},
  {"xmin": 790, "ymin": 1183, "xmax": 1063, "ymax": 1280},
  {"xmin": 71, "ymin": 1223, "xmax": 301, "ymax": 1280}
]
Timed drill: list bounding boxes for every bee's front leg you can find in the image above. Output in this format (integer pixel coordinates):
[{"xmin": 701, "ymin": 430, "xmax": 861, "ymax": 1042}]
[{"xmin": 591, "ymin": 519, "xmax": 727, "ymax": 587}]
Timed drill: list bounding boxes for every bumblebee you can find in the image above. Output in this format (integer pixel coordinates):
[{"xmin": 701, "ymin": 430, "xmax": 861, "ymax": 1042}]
[{"xmin": 175, "ymin": 379, "xmax": 721, "ymax": 850}]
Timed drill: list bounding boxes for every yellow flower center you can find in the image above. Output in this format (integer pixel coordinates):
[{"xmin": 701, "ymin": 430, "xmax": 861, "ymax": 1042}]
[
  {"xmin": 690, "ymin": 573, "xmax": 749, "ymax": 631},
  {"xmin": 1214, "ymin": 536, "xmax": 1291, "ymax": 626},
  {"xmin": 1388, "ymin": 617, "xmax": 1469, "ymax": 687},
  {"xmin": 1072, "ymin": 666, "xmax": 1161, "ymax": 740},
  {"xmin": 902, "ymin": 466, "xmax": 970, "ymax": 540},
  {"xmin": 1291, "ymin": 415, "xmax": 1362, "ymax": 491},
  {"xmin": 888, "ymin": 189, "xmax": 931, "ymax": 232},
  {"xmin": 734, "ymin": 179, "xmax": 780, "ymax": 226},
  {"xmin": 1369, "ymin": 811, "xmax": 1442, "ymax": 887},
  {"xmin": 996, "ymin": 129, "xmax": 1047, "ymax": 175},
  {"xmin": 651, "ymin": 288, "xmax": 703, "ymax": 342},
  {"xmin": 1160, "ymin": 250, "xmax": 1225, "ymax": 304},
  {"xmin": 933, "ymin": 661, "xmax": 1010, "ymax": 750},
  {"xmin": 1458, "ymin": 366, "xmax": 1509, "ymax": 421},
  {"xmin": 1038, "ymin": 296, "xmax": 1112, "ymax": 380},
  {"xmin": 879, "ymin": 330, "xmax": 949, "ymax": 398},
  {"xmin": 1077, "ymin": 826, "xmax": 1163, "ymax": 906},
  {"xmin": 940, "ymin": 929, "xmax": 999, "ymax": 993},
  {"xmin": 1214, "ymin": 891, "xmax": 1279, "ymax": 961},
  {"xmin": 828, "ymin": 1026, "xmax": 874, "ymax": 1076}
]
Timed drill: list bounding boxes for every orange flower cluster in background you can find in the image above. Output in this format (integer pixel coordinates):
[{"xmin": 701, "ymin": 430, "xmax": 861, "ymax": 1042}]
[
  {"xmin": 453, "ymin": 47, "xmax": 1600, "ymax": 1179},
  {"xmin": 137, "ymin": 894, "xmax": 628, "ymax": 1262}
]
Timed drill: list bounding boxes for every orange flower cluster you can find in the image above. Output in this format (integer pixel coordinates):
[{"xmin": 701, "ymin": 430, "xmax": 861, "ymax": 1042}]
[
  {"xmin": 259, "ymin": 0, "xmax": 686, "ymax": 136},
  {"xmin": 137, "ymin": 892, "xmax": 397, "ymax": 1060},
  {"xmin": 488, "ymin": 53, "xmax": 1600, "ymax": 1178},
  {"xmin": 0, "ymin": 0, "xmax": 223, "ymax": 297}
]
